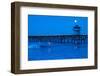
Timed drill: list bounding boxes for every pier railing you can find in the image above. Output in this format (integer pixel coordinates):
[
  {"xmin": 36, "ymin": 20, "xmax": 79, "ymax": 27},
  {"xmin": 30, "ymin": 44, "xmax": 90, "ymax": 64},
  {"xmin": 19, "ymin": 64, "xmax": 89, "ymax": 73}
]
[{"xmin": 28, "ymin": 35, "xmax": 88, "ymax": 44}]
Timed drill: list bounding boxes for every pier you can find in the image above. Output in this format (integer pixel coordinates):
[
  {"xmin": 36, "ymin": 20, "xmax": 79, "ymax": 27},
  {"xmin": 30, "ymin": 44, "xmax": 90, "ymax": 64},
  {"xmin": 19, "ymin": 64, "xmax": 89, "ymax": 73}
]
[{"xmin": 28, "ymin": 35, "xmax": 88, "ymax": 44}]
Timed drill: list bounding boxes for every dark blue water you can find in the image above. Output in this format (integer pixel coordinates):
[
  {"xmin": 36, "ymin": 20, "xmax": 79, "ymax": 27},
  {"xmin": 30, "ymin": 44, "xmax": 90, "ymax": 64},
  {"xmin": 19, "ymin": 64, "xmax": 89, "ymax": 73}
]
[{"xmin": 28, "ymin": 40, "xmax": 88, "ymax": 61}]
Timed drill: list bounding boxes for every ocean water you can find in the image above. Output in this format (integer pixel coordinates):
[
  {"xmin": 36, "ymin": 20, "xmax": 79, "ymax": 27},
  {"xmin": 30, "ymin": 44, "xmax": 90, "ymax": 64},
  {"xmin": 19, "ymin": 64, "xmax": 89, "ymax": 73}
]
[{"xmin": 28, "ymin": 39, "xmax": 88, "ymax": 61}]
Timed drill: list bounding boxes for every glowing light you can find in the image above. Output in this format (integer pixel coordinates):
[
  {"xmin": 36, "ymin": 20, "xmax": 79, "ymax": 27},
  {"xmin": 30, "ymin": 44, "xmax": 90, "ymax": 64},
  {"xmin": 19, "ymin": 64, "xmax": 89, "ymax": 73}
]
[{"xmin": 74, "ymin": 20, "xmax": 77, "ymax": 23}]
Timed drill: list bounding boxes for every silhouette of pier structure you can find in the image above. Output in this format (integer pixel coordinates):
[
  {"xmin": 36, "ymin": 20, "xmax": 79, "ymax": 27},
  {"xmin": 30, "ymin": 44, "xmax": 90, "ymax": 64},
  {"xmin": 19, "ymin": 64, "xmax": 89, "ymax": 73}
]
[
  {"xmin": 28, "ymin": 35, "xmax": 88, "ymax": 44},
  {"xmin": 29, "ymin": 25, "xmax": 88, "ymax": 45}
]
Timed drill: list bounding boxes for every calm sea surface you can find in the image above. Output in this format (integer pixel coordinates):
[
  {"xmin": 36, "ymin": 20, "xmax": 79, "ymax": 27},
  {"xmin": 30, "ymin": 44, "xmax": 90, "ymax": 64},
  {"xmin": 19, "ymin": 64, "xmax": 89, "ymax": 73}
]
[{"xmin": 28, "ymin": 40, "xmax": 88, "ymax": 61}]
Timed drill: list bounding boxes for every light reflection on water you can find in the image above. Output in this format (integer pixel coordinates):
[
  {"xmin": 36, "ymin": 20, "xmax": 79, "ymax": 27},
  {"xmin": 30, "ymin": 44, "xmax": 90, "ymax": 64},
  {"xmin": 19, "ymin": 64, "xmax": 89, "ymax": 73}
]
[{"xmin": 28, "ymin": 40, "xmax": 88, "ymax": 61}]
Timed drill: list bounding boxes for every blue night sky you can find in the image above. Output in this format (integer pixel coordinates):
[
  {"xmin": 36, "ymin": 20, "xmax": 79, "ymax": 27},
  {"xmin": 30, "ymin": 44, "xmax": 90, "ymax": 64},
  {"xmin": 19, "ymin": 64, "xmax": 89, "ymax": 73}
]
[{"xmin": 28, "ymin": 15, "xmax": 88, "ymax": 36}]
